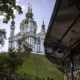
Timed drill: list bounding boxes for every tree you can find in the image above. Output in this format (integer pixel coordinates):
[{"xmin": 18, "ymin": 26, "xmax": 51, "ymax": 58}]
[
  {"xmin": 7, "ymin": 48, "xmax": 23, "ymax": 77},
  {"xmin": 17, "ymin": 34, "xmax": 32, "ymax": 58},
  {"xmin": 0, "ymin": 0, "xmax": 23, "ymax": 23},
  {"xmin": 17, "ymin": 34, "xmax": 32, "ymax": 53},
  {"xmin": 0, "ymin": 53, "xmax": 7, "ymax": 71},
  {"xmin": 0, "ymin": 0, "xmax": 23, "ymax": 50},
  {"xmin": 0, "ymin": 29, "xmax": 6, "ymax": 49}
]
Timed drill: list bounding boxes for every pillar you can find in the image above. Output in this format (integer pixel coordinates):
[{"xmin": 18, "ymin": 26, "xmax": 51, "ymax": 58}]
[
  {"xmin": 33, "ymin": 37, "xmax": 35, "ymax": 48},
  {"xmin": 29, "ymin": 37, "xmax": 30, "ymax": 44}
]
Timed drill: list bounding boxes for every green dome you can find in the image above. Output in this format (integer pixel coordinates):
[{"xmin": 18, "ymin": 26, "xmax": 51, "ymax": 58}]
[
  {"xmin": 33, "ymin": 21, "xmax": 37, "ymax": 25},
  {"xmin": 42, "ymin": 24, "xmax": 45, "ymax": 29},
  {"xmin": 26, "ymin": 12, "xmax": 33, "ymax": 18},
  {"xmin": 26, "ymin": 6, "xmax": 33, "ymax": 18},
  {"xmin": 11, "ymin": 20, "xmax": 15, "ymax": 26},
  {"xmin": 41, "ymin": 20, "xmax": 45, "ymax": 30}
]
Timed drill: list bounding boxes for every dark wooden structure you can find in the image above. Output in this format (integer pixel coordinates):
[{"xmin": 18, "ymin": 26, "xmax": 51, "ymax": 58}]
[
  {"xmin": 44, "ymin": 1, "xmax": 80, "ymax": 79},
  {"xmin": 44, "ymin": 0, "xmax": 80, "ymax": 61}
]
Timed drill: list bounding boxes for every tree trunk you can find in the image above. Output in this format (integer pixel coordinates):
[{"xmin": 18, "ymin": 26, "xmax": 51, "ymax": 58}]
[{"xmin": 10, "ymin": 72, "xmax": 12, "ymax": 78}]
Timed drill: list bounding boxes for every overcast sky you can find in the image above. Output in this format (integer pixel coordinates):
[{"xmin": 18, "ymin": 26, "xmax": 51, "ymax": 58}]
[{"xmin": 0, "ymin": 0, "xmax": 56, "ymax": 52}]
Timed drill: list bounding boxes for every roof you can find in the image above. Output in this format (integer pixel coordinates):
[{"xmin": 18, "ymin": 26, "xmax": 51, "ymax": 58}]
[
  {"xmin": 37, "ymin": 31, "xmax": 46, "ymax": 37},
  {"xmin": 16, "ymin": 32, "xmax": 21, "ymax": 36},
  {"xmin": 37, "ymin": 32, "xmax": 43, "ymax": 35},
  {"xmin": 44, "ymin": 0, "xmax": 80, "ymax": 60}
]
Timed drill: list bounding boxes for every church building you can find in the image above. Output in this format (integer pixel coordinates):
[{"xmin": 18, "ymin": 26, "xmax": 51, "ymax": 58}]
[{"xmin": 8, "ymin": 5, "xmax": 46, "ymax": 54}]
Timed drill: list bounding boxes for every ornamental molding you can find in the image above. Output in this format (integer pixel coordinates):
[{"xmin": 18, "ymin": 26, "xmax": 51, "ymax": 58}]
[{"xmin": 41, "ymin": 38, "xmax": 44, "ymax": 39}]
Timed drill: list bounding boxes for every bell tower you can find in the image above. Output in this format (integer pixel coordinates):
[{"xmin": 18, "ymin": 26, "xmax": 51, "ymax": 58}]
[
  {"xmin": 9, "ymin": 16, "xmax": 15, "ymax": 49},
  {"xmin": 41, "ymin": 18, "xmax": 46, "ymax": 32},
  {"xmin": 25, "ymin": 3, "xmax": 37, "ymax": 51},
  {"xmin": 10, "ymin": 17, "xmax": 15, "ymax": 37}
]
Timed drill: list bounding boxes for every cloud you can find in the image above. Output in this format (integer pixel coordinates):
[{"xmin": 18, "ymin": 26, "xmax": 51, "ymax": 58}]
[
  {"xmin": 22, "ymin": 6, "xmax": 26, "ymax": 10},
  {"xmin": 16, "ymin": 2, "xmax": 19, "ymax": 5},
  {"xmin": 13, "ymin": 9, "xmax": 17, "ymax": 15},
  {"xmin": 0, "ymin": 16, "xmax": 4, "ymax": 19},
  {"xmin": 16, "ymin": 0, "xmax": 20, "ymax": 2}
]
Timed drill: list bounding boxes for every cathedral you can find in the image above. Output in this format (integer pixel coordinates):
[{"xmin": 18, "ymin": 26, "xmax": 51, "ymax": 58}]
[{"xmin": 8, "ymin": 5, "xmax": 46, "ymax": 54}]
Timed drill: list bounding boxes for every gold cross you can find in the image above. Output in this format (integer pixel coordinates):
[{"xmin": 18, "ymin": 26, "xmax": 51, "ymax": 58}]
[{"xmin": 28, "ymin": 3, "xmax": 32, "ymax": 7}]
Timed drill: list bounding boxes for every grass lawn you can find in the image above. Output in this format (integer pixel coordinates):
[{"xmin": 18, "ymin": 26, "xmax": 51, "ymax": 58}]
[{"xmin": 16, "ymin": 53, "xmax": 64, "ymax": 80}]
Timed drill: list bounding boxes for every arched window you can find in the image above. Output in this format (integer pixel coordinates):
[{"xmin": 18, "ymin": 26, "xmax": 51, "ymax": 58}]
[{"xmin": 39, "ymin": 46, "xmax": 40, "ymax": 52}]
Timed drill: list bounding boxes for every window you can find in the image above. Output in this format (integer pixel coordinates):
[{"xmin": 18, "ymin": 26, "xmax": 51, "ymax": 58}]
[
  {"xmin": 39, "ymin": 46, "xmax": 40, "ymax": 52},
  {"xmin": 38, "ymin": 37, "xmax": 40, "ymax": 44}
]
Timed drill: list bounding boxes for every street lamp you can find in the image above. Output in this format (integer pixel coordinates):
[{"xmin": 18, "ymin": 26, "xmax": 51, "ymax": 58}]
[{"xmin": 35, "ymin": 37, "xmax": 40, "ymax": 80}]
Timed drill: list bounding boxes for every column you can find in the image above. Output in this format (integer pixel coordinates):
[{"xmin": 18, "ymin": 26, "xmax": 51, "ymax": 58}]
[
  {"xmin": 32, "ymin": 37, "xmax": 33, "ymax": 47},
  {"xmin": 12, "ymin": 41, "xmax": 14, "ymax": 49},
  {"xmin": 10, "ymin": 42, "xmax": 11, "ymax": 48},
  {"xmin": 11, "ymin": 42, "xmax": 12, "ymax": 48},
  {"xmin": 41, "ymin": 39, "xmax": 44, "ymax": 53},
  {"xmin": 16, "ymin": 40, "xmax": 18, "ymax": 50},
  {"xmin": 31, "ymin": 37, "xmax": 32, "ymax": 46},
  {"xmin": 9, "ymin": 42, "xmax": 10, "ymax": 49},
  {"xmin": 27, "ymin": 37, "xmax": 28, "ymax": 43},
  {"xmin": 29, "ymin": 37, "xmax": 30, "ymax": 44},
  {"xmin": 31, "ymin": 37, "xmax": 34, "ymax": 51},
  {"xmin": 13, "ymin": 41, "xmax": 15, "ymax": 49},
  {"xmin": 30, "ymin": 36, "xmax": 32, "ymax": 47},
  {"xmin": 12, "ymin": 42, "xmax": 13, "ymax": 49},
  {"xmin": 15, "ymin": 41, "xmax": 16, "ymax": 49},
  {"xmin": 32, "ymin": 37, "xmax": 34, "ymax": 51},
  {"xmin": 30, "ymin": 36, "xmax": 31, "ymax": 46},
  {"xmin": 33, "ymin": 38, "xmax": 35, "ymax": 48},
  {"xmin": 28, "ymin": 37, "xmax": 29, "ymax": 44}
]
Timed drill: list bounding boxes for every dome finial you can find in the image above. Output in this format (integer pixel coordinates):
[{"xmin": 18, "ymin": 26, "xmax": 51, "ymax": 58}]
[
  {"xmin": 41, "ymin": 18, "xmax": 45, "ymax": 32},
  {"xmin": 42, "ymin": 18, "xmax": 44, "ymax": 25},
  {"xmin": 30, "ymin": 5, "xmax": 32, "ymax": 13},
  {"xmin": 26, "ymin": 3, "xmax": 33, "ymax": 18},
  {"xmin": 28, "ymin": 3, "xmax": 31, "ymax": 12},
  {"xmin": 11, "ymin": 15, "xmax": 15, "ymax": 26}
]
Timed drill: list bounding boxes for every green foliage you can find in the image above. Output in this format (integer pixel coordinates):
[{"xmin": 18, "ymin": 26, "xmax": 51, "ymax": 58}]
[
  {"xmin": 0, "ymin": 53, "xmax": 7, "ymax": 71},
  {"xmin": 0, "ymin": 29, "xmax": 6, "ymax": 47},
  {"xmin": 0, "ymin": 0, "xmax": 23, "ymax": 23},
  {"xmin": 6, "ymin": 48, "xmax": 23, "ymax": 73},
  {"xmin": 0, "ymin": 49, "xmax": 23, "ymax": 74}
]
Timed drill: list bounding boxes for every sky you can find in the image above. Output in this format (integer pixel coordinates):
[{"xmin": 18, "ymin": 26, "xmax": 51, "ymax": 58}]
[{"xmin": 0, "ymin": 0, "xmax": 56, "ymax": 52}]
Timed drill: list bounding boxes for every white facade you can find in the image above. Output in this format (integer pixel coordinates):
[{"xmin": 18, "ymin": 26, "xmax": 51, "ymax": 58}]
[{"xmin": 8, "ymin": 6, "xmax": 46, "ymax": 54}]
